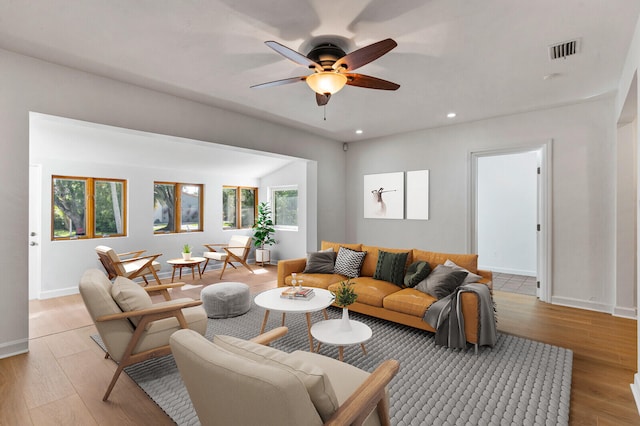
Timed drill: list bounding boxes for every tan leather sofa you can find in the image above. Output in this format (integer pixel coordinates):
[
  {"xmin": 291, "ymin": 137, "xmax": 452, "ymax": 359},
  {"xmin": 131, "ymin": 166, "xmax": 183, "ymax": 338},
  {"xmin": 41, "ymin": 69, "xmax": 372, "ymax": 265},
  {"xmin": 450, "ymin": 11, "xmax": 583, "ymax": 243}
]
[{"xmin": 277, "ymin": 241, "xmax": 492, "ymax": 345}]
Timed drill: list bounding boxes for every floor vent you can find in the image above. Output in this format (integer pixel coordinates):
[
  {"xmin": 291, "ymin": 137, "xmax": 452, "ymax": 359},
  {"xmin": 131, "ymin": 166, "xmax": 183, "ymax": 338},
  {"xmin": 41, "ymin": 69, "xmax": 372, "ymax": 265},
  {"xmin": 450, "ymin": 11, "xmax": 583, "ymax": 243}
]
[{"xmin": 549, "ymin": 39, "xmax": 580, "ymax": 60}]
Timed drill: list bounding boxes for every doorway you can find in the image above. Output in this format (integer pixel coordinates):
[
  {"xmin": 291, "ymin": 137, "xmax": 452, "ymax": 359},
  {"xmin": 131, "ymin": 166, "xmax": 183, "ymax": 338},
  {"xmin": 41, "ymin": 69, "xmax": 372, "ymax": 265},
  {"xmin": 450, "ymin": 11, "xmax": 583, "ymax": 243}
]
[{"xmin": 469, "ymin": 142, "xmax": 552, "ymax": 302}]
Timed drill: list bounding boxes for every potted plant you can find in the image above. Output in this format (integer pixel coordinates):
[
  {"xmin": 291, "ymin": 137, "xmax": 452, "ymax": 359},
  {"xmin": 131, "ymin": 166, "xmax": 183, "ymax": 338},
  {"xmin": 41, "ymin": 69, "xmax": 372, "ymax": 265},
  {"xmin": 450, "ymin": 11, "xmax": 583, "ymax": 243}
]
[
  {"xmin": 331, "ymin": 280, "xmax": 358, "ymax": 331},
  {"xmin": 252, "ymin": 202, "xmax": 276, "ymax": 265},
  {"xmin": 182, "ymin": 243, "xmax": 192, "ymax": 260}
]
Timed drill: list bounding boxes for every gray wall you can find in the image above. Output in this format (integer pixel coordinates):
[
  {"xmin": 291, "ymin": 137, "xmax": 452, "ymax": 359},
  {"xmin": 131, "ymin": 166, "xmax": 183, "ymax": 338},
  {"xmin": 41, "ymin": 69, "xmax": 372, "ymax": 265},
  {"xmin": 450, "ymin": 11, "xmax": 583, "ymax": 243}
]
[
  {"xmin": 0, "ymin": 48, "xmax": 345, "ymax": 357},
  {"xmin": 345, "ymin": 98, "xmax": 619, "ymax": 313}
]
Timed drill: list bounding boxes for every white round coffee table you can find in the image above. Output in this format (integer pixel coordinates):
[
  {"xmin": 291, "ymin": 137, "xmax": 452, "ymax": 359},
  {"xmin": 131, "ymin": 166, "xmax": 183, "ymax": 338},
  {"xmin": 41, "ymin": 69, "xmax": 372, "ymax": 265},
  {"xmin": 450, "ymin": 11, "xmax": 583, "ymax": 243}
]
[
  {"xmin": 311, "ymin": 319, "xmax": 372, "ymax": 362},
  {"xmin": 254, "ymin": 287, "xmax": 335, "ymax": 351}
]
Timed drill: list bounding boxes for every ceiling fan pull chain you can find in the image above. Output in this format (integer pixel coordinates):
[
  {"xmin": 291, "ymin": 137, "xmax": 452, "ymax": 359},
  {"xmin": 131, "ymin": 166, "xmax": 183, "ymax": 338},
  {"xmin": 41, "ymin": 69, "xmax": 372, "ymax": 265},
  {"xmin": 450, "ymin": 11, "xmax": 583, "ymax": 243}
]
[{"xmin": 324, "ymin": 105, "xmax": 327, "ymax": 121}]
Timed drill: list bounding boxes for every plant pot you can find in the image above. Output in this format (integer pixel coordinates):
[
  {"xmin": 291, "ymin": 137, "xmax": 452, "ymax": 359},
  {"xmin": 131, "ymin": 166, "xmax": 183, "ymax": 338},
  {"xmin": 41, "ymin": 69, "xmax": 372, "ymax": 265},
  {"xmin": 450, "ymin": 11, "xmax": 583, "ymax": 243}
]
[
  {"xmin": 340, "ymin": 307, "xmax": 352, "ymax": 332},
  {"xmin": 182, "ymin": 252, "xmax": 192, "ymax": 260},
  {"xmin": 256, "ymin": 248, "xmax": 270, "ymax": 265}
]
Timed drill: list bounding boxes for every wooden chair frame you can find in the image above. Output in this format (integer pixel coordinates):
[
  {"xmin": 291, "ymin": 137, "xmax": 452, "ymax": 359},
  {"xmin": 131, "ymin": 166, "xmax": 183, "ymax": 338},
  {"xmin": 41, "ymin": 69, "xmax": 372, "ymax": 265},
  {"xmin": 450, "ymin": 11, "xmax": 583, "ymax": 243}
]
[
  {"xmin": 96, "ymin": 248, "xmax": 163, "ymax": 285},
  {"xmin": 203, "ymin": 241, "xmax": 254, "ymax": 279},
  {"xmin": 97, "ymin": 285, "xmax": 202, "ymax": 401}
]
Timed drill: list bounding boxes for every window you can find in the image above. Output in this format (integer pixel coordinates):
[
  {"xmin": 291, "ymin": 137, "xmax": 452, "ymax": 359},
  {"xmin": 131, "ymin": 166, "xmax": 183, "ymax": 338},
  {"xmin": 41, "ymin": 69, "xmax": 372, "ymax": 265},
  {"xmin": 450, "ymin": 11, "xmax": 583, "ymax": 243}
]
[
  {"xmin": 154, "ymin": 182, "xmax": 203, "ymax": 233},
  {"xmin": 52, "ymin": 176, "xmax": 126, "ymax": 240},
  {"xmin": 271, "ymin": 186, "xmax": 298, "ymax": 229},
  {"xmin": 223, "ymin": 186, "xmax": 257, "ymax": 229}
]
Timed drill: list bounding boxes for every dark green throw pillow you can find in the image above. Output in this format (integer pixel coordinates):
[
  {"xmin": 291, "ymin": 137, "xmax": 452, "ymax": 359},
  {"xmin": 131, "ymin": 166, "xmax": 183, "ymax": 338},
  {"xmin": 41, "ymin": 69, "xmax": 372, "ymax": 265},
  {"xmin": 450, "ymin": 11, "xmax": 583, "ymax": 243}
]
[
  {"xmin": 404, "ymin": 261, "xmax": 431, "ymax": 288},
  {"xmin": 373, "ymin": 250, "xmax": 409, "ymax": 287}
]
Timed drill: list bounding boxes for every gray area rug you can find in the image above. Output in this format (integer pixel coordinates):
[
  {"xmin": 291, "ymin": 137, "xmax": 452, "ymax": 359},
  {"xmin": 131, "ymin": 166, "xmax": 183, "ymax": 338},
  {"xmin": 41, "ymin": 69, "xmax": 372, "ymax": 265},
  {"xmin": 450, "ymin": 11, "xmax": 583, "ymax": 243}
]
[{"xmin": 93, "ymin": 302, "xmax": 572, "ymax": 426}]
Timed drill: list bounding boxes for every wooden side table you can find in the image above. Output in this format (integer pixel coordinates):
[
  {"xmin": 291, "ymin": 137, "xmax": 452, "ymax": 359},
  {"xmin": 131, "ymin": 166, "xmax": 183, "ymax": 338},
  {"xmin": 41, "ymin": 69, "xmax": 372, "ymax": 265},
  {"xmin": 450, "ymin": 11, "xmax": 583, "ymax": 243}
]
[{"xmin": 166, "ymin": 257, "xmax": 206, "ymax": 282}]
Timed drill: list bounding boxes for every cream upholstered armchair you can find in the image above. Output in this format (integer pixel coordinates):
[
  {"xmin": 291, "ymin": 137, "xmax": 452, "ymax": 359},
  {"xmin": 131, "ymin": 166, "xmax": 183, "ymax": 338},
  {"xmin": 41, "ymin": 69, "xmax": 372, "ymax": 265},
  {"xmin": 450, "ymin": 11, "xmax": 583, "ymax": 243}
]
[
  {"xmin": 170, "ymin": 327, "xmax": 399, "ymax": 426},
  {"xmin": 79, "ymin": 269, "xmax": 208, "ymax": 401},
  {"xmin": 203, "ymin": 235, "xmax": 253, "ymax": 278},
  {"xmin": 95, "ymin": 245, "xmax": 163, "ymax": 285}
]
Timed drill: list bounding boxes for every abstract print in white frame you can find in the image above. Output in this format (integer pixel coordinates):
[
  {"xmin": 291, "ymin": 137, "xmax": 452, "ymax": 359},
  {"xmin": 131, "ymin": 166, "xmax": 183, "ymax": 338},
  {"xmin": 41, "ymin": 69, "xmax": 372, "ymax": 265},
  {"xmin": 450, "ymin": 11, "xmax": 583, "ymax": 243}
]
[
  {"xmin": 406, "ymin": 170, "xmax": 430, "ymax": 220},
  {"xmin": 363, "ymin": 172, "xmax": 404, "ymax": 219}
]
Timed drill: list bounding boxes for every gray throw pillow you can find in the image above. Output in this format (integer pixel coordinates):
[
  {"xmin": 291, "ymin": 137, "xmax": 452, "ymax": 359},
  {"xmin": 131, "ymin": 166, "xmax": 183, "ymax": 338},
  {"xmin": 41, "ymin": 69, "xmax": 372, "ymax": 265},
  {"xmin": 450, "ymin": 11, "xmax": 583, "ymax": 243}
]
[
  {"xmin": 303, "ymin": 248, "xmax": 336, "ymax": 274},
  {"xmin": 444, "ymin": 259, "xmax": 483, "ymax": 284},
  {"xmin": 373, "ymin": 250, "xmax": 409, "ymax": 287},
  {"xmin": 334, "ymin": 247, "xmax": 367, "ymax": 278},
  {"xmin": 404, "ymin": 261, "xmax": 431, "ymax": 288},
  {"xmin": 416, "ymin": 264, "xmax": 468, "ymax": 299}
]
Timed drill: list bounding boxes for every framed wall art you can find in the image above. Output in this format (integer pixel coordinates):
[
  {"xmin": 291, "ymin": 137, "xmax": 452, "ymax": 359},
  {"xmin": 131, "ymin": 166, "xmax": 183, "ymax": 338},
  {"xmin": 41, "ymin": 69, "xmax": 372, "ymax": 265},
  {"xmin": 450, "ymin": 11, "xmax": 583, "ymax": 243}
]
[
  {"xmin": 406, "ymin": 169, "xmax": 430, "ymax": 220},
  {"xmin": 363, "ymin": 172, "xmax": 404, "ymax": 219}
]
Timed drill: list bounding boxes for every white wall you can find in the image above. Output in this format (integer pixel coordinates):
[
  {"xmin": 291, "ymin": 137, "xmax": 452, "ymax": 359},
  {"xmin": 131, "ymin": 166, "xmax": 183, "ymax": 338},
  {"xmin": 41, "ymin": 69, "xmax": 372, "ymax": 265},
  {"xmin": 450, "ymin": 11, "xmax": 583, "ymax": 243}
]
[
  {"xmin": 0, "ymin": 47, "xmax": 346, "ymax": 358},
  {"xmin": 260, "ymin": 161, "xmax": 311, "ymax": 261},
  {"xmin": 345, "ymin": 98, "xmax": 616, "ymax": 314},
  {"xmin": 477, "ymin": 152, "xmax": 537, "ymax": 276}
]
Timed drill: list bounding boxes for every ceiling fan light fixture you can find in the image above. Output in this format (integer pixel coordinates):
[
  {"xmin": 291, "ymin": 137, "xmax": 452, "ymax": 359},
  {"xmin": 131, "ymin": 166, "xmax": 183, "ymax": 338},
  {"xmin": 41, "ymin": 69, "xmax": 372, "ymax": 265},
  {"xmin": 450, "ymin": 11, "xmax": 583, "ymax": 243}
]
[{"xmin": 306, "ymin": 72, "xmax": 347, "ymax": 95}]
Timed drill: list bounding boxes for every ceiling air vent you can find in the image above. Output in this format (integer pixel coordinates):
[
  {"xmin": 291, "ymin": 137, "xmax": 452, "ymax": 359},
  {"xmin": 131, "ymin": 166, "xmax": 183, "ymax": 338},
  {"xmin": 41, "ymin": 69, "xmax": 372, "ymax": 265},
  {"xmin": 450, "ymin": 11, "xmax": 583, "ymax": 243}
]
[{"xmin": 549, "ymin": 39, "xmax": 580, "ymax": 60}]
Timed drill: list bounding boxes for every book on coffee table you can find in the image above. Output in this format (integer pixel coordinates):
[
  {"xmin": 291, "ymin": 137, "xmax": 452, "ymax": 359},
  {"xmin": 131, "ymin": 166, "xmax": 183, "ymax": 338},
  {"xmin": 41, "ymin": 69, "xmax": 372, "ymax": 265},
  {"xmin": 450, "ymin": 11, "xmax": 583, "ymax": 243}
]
[{"xmin": 281, "ymin": 287, "xmax": 315, "ymax": 300}]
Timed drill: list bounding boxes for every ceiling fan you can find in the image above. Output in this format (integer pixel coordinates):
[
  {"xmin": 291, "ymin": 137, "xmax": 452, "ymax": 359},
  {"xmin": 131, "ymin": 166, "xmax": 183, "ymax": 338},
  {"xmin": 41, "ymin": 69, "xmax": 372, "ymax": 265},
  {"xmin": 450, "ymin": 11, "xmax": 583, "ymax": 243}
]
[{"xmin": 251, "ymin": 38, "xmax": 400, "ymax": 106}]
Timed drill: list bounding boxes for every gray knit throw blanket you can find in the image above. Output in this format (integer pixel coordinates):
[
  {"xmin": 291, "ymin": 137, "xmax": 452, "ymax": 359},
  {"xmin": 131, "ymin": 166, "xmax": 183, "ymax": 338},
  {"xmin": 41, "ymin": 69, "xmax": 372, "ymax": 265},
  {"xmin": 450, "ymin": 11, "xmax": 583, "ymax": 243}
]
[{"xmin": 423, "ymin": 283, "xmax": 497, "ymax": 349}]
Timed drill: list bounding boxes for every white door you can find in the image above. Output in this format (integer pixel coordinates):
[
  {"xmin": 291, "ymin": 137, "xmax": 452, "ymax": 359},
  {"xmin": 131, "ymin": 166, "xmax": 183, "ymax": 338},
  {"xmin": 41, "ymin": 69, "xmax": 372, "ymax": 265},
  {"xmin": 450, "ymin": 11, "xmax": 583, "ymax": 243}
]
[{"xmin": 29, "ymin": 164, "xmax": 42, "ymax": 300}]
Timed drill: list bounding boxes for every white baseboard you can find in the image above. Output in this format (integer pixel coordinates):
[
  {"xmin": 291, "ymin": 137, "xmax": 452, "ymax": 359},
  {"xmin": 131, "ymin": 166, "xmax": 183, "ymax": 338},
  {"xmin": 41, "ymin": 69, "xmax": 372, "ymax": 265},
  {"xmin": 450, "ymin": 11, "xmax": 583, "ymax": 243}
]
[
  {"xmin": 613, "ymin": 306, "xmax": 638, "ymax": 319},
  {"xmin": 38, "ymin": 286, "xmax": 80, "ymax": 300},
  {"xmin": 551, "ymin": 296, "xmax": 611, "ymax": 314},
  {"xmin": 477, "ymin": 265, "xmax": 536, "ymax": 276},
  {"xmin": 631, "ymin": 374, "xmax": 640, "ymax": 415},
  {"xmin": 0, "ymin": 338, "xmax": 28, "ymax": 359}
]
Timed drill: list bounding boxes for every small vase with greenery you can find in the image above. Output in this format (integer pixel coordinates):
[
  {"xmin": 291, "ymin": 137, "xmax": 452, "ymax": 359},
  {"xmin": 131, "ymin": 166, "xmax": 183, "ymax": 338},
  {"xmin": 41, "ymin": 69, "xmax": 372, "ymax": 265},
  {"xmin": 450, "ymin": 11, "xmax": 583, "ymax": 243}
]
[
  {"xmin": 332, "ymin": 280, "xmax": 358, "ymax": 331},
  {"xmin": 253, "ymin": 202, "xmax": 276, "ymax": 263},
  {"xmin": 182, "ymin": 244, "xmax": 192, "ymax": 260}
]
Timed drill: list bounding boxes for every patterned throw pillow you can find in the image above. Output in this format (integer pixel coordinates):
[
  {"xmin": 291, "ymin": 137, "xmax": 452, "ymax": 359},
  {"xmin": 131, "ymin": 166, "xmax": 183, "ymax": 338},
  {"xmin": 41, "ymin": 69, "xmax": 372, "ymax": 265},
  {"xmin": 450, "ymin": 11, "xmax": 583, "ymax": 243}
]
[
  {"xmin": 373, "ymin": 250, "xmax": 409, "ymax": 286},
  {"xmin": 333, "ymin": 247, "xmax": 367, "ymax": 278},
  {"xmin": 444, "ymin": 259, "xmax": 483, "ymax": 284}
]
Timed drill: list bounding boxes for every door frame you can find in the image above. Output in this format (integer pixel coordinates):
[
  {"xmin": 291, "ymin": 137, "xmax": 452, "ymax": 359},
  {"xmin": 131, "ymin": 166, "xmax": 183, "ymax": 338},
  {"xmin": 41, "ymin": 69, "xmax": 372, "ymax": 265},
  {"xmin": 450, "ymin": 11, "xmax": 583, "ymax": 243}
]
[
  {"xmin": 29, "ymin": 164, "xmax": 42, "ymax": 300},
  {"xmin": 468, "ymin": 140, "xmax": 553, "ymax": 302}
]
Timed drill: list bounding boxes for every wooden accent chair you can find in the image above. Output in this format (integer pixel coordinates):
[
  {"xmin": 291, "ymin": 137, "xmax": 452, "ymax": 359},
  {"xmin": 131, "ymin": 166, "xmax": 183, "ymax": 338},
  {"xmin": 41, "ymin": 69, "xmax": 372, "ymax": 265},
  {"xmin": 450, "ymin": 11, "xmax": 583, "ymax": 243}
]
[
  {"xmin": 202, "ymin": 235, "xmax": 254, "ymax": 278},
  {"xmin": 95, "ymin": 245, "xmax": 163, "ymax": 285},
  {"xmin": 79, "ymin": 269, "xmax": 208, "ymax": 401},
  {"xmin": 170, "ymin": 326, "xmax": 399, "ymax": 426}
]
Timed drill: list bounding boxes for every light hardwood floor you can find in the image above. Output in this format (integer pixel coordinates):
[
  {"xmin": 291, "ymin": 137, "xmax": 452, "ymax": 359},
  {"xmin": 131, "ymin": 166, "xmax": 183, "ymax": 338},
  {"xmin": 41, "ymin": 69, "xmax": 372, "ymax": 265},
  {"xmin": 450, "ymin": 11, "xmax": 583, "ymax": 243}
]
[{"xmin": 2, "ymin": 265, "xmax": 639, "ymax": 425}]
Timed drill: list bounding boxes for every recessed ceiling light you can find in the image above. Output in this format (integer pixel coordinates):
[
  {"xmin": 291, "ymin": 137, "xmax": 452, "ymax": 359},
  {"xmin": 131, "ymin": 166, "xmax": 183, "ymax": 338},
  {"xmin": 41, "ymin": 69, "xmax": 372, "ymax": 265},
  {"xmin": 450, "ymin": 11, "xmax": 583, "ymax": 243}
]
[
  {"xmin": 355, "ymin": 129, "xmax": 363, "ymax": 134},
  {"xmin": 447, "ymin": 112, "xmax": 456, "ymax": 118}
]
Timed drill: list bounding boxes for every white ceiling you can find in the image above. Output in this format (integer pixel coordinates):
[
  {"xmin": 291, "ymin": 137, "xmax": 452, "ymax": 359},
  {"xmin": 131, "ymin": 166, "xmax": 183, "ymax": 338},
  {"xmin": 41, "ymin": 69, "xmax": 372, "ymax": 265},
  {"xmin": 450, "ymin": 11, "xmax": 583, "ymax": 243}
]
[{"xmin": 2, "ymin": 1, "xmax": 640, "ymax": 142}]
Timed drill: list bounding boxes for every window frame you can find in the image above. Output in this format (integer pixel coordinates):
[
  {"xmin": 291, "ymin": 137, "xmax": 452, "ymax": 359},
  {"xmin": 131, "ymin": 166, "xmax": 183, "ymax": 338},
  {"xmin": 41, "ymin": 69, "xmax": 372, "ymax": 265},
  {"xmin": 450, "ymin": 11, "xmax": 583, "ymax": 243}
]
[
  {"xmin": 153, "ymin": 181, "xmax": 204, "ymax": 234},
  {"xmin": 222, "ymin": 186, "xmax": 257, "ymax": 230},
  {"xmin": 270, "ymin": 185, "xmax": 299, "ymax": 231},
  {"xmin": 51, "ymin": 175, "xmax": 127, "ymax": 240}
]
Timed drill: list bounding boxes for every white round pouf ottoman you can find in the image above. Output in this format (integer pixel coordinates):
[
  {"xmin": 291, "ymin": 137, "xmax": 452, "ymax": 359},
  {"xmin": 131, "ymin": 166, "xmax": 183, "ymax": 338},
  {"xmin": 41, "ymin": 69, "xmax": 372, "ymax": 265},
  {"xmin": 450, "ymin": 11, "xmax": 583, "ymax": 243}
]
[{"xmin": 201, "ymin": 282, "xmax": 251, "ymax": 319}]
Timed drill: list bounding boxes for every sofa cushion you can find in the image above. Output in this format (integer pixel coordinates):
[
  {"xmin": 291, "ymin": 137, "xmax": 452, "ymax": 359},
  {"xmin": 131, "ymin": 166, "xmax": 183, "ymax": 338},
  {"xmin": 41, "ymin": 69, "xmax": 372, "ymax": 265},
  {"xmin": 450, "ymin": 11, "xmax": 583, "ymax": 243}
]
[
  {"xmin": 111, "ymin": 276, "xmax": 153, "ymax": 326},
  {"xmin": 383, "ymin": 288, "xmax": 437, "ymax": 317},
  {"xmin": 444, "ymin": 259, "xmax": 483, "ymax": 284},
  {"xmin": 320, "ymin": 241, "xmax": 362, "ymax": 253},
  {"xmin": 329, "ymin": 277, "xmax": 400, "ymax": 307},
  {"xmin": 412, "ymin": 249, "xmax": 479, "ymax": 274},
  {"xmin": 214, "ymin": 334, "xmax": 339, "ymax": 422},
  {"xmin": 334, "ymin": 247, "xmax": 367, "ymax": 278},
  {"xmin": 303, "ymin": 248, "xmax": 336, "ymax": 274},
  {"xmin": 373, "ymin": 250, "xmax": 409, "ymax": 287},
  {"xmin": 416, "ymin": 264, "xmax": 467, "ymax": 299},
  {"xmin": 403, "ymin": 261, "xmax": 432, "ymax": 288},
  {"xmin": 361, "ymin": 245, "xmax": 413, "ymax": 277}
]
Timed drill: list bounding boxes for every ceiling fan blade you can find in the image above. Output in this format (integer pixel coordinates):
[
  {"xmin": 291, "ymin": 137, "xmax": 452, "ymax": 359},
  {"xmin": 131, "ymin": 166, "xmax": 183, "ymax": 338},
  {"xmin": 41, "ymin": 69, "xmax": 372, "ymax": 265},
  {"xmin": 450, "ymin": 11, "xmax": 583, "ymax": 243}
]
[
  {"xmin": 344, "ymin": 73, "xmax": 400, "ymax": 90},
  {"xmin": 316, "ymin": 93, "xmax": 331, "ymax": 106},
  {"xmin": 332, "ymin": 38, "xmax": 397, "ymax": 72},
  {"xmin": 265, "ymin": 41, "xmax": 323, "ymax": 72},
  {"xmin": 250, "ymin": 76, "xmax": 307, "ymax": 89}
]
